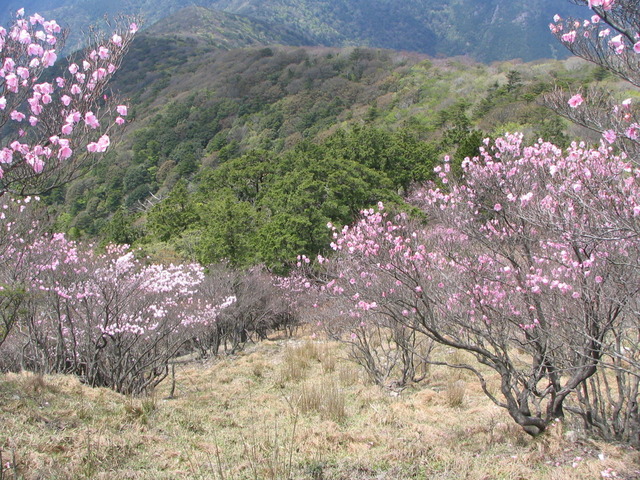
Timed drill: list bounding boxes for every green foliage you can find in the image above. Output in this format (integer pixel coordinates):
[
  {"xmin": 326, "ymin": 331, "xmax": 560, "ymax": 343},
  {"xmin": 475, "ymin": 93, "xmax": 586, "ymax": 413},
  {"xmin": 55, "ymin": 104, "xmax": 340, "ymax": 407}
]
[
  {"xmin": 452, "ymin": 130, "xmax": 485, "ymax": 177},
  {"xmin": 102, "ymin": 208, "xmax": 141, "ymax": 246},
  {"xmin": 199, "ymin": 150, "xmax": 275, "ymax": 205},
  {"xmin": 48, "ymin": 31, "xmax": 601, "ymax": 267},
  {"xmin": 150, "ymin": 126, "xmax": 422, "ymax": 269},
  {"xmin": 147, "ymin": 180, "xmax": 198, "ymax": 242},
  {"xmin": 534, "ymin": 116, "xmax": 570, "ymax": 148},
  {"xmin": 194, "ymin": 189, "xmax": 261, "ymax": 267},
  {"xmin": 324, "ymin": 126, "xmax": 438, "ymax": 192},
  {"xmin": 255, "ymin": 147, "xmax": 396, "ymax": 266}
]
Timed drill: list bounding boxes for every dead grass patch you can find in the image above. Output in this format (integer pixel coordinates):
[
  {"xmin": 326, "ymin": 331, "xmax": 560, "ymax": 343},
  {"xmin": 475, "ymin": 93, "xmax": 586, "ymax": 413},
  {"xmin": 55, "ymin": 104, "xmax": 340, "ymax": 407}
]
[
  {"xmin": 297, "ymin": 380, "xmax": 347, "ymax": 423},
  {"xmin": 1, "ymin": 338, "xmax": 638, "ymax": 479},
  {"xmin": 445, "ymin": 379, "xmax": 466, "ymax": 408}
]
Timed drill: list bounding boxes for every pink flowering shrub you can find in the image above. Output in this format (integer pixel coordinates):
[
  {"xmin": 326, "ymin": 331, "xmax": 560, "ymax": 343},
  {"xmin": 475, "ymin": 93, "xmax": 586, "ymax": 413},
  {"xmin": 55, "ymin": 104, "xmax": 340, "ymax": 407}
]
[
  {"xmin": 0, "ymin": 8, "xmax": 136, "ymax": 197},
  {"xmin": 9, "ymin": 234, "xmax": 234, "ymax": 394},
  {"xmin": 545, "ymin": 1, "xmax": 640, "ymax": 157},
  {"xmin": 322, "ymin": 133, "xmax": 640, "ymax": 441},
  {"xmin": 314, "ymin": 243, "xmax": 434, "ymax": 389},
  {"xmin": 0, "ymin": 196, "xmax": 46, "ymax": 350}
]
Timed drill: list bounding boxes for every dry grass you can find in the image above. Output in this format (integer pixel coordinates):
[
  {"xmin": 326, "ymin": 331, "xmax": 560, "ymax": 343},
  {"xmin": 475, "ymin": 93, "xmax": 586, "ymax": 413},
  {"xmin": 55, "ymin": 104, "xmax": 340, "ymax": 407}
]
[
  {"xmin": 445, "ymin": 379, "xmax": 466, "ymax": 408},
  {"xmin": 1, "ymin": 337, "xmax": 639, "ymax": 479},
  {"xmin": 297, "ymin": 380, "xmax": 346, "ymax": 423}
]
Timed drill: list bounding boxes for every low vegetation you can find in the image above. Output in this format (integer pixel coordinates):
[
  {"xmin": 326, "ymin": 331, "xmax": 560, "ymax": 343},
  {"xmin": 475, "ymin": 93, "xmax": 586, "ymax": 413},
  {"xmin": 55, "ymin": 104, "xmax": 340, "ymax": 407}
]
[{"xmin": 2, "ymin": 334, "xmax": 638, "ymax": 480}]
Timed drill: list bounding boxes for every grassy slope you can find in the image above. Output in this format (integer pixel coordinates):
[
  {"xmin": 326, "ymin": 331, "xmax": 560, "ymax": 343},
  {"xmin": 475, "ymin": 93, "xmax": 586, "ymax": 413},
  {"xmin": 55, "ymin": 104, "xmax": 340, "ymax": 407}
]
[{"xmin": 1, "ymin": 333, "xmax": 638, "ymax": 479}]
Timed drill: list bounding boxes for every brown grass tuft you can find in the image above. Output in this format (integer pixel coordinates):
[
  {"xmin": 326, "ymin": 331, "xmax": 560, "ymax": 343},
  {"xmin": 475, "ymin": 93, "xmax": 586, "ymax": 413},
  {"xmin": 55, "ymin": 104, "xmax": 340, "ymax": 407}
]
[
  {"xmin": 297, "ymin": 380, "xmax": 347, "ymax": 422},
  {"xmin": 445, "ymin": 379, "xmax": 466, "ymax": 408}
]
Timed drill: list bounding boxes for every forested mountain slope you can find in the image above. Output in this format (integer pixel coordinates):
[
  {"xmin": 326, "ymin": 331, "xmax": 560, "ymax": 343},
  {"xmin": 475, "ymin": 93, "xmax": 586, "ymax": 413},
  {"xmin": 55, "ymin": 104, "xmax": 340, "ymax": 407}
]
[
  {"xmin": 2, "ymin": 0, "xmax": 583, "ymax": 61},
  {"xmin": 43, "ymin": 6, "xmax": 612, "ymax": 269}
]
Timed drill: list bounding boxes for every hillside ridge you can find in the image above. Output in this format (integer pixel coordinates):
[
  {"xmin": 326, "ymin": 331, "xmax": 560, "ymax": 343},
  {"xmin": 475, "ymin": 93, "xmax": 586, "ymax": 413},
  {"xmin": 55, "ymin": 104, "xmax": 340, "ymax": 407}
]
[{"xmin": 1, "ymin": 0, "xmax": 584, "ymax": 62}]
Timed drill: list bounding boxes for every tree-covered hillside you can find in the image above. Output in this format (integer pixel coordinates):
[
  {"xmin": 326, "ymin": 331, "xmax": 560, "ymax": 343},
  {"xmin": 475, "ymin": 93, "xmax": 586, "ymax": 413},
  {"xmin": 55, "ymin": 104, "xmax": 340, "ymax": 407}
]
[
  {"xmin": 41, "ymin": 8, "xmax": 616, "ymax": 270},
  {"xmin": 1, "ymin": 0, "xmax": 583, "ymax": 62}
]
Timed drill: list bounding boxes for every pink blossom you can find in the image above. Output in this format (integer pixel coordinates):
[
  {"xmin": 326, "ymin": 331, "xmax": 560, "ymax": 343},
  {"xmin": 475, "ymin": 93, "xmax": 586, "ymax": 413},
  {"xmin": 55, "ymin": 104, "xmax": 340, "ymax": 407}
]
[
  {"xmin": 609, "ymin": 34, "xmax": 625, "ymax": 54},
  {"xmin": 34, "ymin": 82, "xmax": 53, "ymax": 95},
  {"xmin": 602, "ymin": 130, "xmax": 617, "ymax": 144},
  {"xmin": 29, "ymin": 13, "xmax": 44, "ymax": 25},
  {"xmin": 568, "ymin": 93, "xmax": 584, "ymax": 108},
  {"xmin": 67, "ymin": 111, "xmax": 82, "ymax": 123},
  {"xmin": 4, "ymin": 57, "xmax": 15, "ymax": 71},
  {"xmin": 86, "ymin": 135, "xmax": 110, "ymax": 153},
  {"xmin": 116, "ymin": 105, "xmax": 128, "ymax": 116},
  {"xmin": 27, "ymin": 43, "xmax": 43, "ymax": 56},
  {"xmin": 0, "ymin": 148, "xmax": 13, "ymax": 163},
  {"xmin": 44, "ymin": 20, "xmax": 61, "ymax": 34},
  {"xmin": 16, "ymin": 66, "xmax": 29, "ymax": 79},
  {"xmin": 84, "ymin": 112, "xmax": 100, "ymax": 129},
  {"xmin": 42, "ymin": 49, "xmax": 57, "ymax": 67},
  {"xmin": 58, "ymin": 144, "xmax": 72, "ymax": 160},
  {"xmin": 5, "ymin": 74, "xmax": 18, "ymax": 92},
  {"xmin": 10, "ymin": 110, "xmax": 25, "ymax": 122},
  {"xmin": 18, "ymin": 29, "xmax": 30, "ymax": 44}
]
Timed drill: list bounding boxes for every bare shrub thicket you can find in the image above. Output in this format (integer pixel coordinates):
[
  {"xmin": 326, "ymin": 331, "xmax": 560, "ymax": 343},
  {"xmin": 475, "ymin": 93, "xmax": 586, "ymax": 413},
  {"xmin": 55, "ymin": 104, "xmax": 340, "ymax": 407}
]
[
  {"xmin": 189, "ymin": 265, "xmax": 305, "ymax": 357},
  {"xmin": 313, "ymin": 292, "xmax": 434, "ymax": 390}
]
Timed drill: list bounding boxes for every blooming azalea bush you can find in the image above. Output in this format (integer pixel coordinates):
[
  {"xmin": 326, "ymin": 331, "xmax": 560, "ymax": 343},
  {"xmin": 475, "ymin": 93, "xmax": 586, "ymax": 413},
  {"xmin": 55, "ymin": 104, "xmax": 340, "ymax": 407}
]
[
  {"xmin": 545, "ymin": 0, "xmax": 640, "ymax": 158},
  {"xmin": 0, "ymin": 196, "xmax": 46, "ymax": 350},
  {"xmin": 0, "ymin": 7, "xmax": 138, "ymax": 362},
  {"xmin": 318, "ymin": 133, "xmax": 640, "ymax": 442},
  {"xmin": 8, "ymin": 233, "xmax": 235, "ymax": 395},
  {"xmin": 312, "ymin": 241, "xmax": 434, "ymax": 389},
  {"xmin": 0, "ymin": 8, "xmax": 137, "ymax": 197}
]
